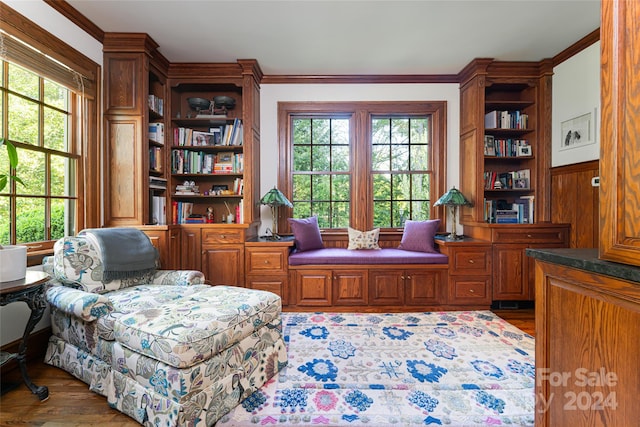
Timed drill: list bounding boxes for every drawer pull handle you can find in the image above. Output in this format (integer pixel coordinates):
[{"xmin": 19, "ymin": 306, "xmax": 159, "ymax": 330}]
[
  {"xmin": 264, "ymin": 260, "xmax": 269, "ymax": 264},
  {"xmin": 468, "ymin": 259, "xmax": 475, "ymax": 264},
  {"xmin": 469, "ymin": 289, "xmax": 475, "ymax": 293},
  {"xmin": 401, "ymin": 276, "xmax": 405, "ymax": 280},
  {"xmin": 220, "ymin": 235, "xmax": 226, "ymax": 239},
  {"xmin": 406, "ymin": 275, "xmax": 412, "ymax": 280},
  {"xmin": 527, "ymin": 234, "xmax": 533, "ymax": 238}
]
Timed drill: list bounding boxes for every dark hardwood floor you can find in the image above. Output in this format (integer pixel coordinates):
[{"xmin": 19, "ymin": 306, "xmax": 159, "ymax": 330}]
[{"xmin": 0, "ymin": 308, "xmax": 534, "ymax": 426}]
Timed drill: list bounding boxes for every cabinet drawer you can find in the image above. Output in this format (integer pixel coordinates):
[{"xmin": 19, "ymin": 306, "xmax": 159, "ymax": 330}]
[
  {"xmin": 246, "ymin": 249, "xmax": 287, "ymax": 274},
  {"xmin": 452, "ymin": 250, "xmax": 491, "ymax": 275},
  {"xmin": 202, "ymin": 229, "xmax": 244, "ymax": 244},
  {"xmin": 491, "ymin": 227, "xmax": 568, "ymax": 244},
  {"xmin": 449, "ymin": 276, "xmax": 491, "ymax": 305}
]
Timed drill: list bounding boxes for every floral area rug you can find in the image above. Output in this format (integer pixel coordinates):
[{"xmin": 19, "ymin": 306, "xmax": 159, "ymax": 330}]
[{"xmin": 216, "ymin": 311, "xmax": 535, "ymax": 426}]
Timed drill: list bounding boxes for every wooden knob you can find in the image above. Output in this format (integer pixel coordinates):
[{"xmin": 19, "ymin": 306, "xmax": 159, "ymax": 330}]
[
  {"xmin": 220, "ymin": 235, "xmax": 226, "ymax": 239},
  {"xmin": 469, "ymin": 289, "xmax": 475, "ymax": 293},
  {"xmin": 406, "ymin": 275, "xmax": 411, "ymax": 280},
  {"xmin": 527, "ymin": 234, "xmax": 533, "ymax": 238},
  {"xmin": 469, "ymin": 259, "xmax": 475, "ymax": 264},
  {"xmin": 264, "ymin": 260, "xmax": 269, "ymax": 264}
]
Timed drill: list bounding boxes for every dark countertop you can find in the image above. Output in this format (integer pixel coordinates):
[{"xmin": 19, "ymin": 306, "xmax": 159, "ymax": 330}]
[{"xmin": 526, "ymin": 247, "xmax": 640, "ymax": 283}]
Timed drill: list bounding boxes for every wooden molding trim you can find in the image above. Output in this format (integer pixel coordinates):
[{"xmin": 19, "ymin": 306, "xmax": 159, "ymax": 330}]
[
  {"xmin": 553, "ymin": 28, "xmax": 600, "ymax": 66},
  {"xmin": 262, "ymin": 74, "xmax": 458, "ymax": 85},
  {"xmin": 44, "ymin": 0, "xmax": 105, "ymax": 43},
  {"xmin": 550, "ymin": 159, "xmax": 599, "ymax": 176}
]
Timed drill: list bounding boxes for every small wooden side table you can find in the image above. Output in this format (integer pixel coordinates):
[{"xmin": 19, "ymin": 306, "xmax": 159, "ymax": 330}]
[{"xmin": 0, "ymin": 270, "xmax": 50, "ymax": 401}]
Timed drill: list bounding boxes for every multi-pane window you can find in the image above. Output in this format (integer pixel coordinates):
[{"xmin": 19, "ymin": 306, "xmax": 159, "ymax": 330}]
[
  {"xmin": 281, "ymin": 102, "xmax": 446, "ymax": 232},
  {"xmin": 292, "ymin": 117, "xmax": 351, "ymax": 228},
  {"xmin": 0, "ymin": 60, "xmax": 78, "ymax": 245},
  {"xmin": 372, "ymin": 117, "xmax": 431, "ymax": 227}
]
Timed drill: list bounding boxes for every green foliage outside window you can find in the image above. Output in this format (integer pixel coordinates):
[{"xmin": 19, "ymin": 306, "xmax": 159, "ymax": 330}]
[{"xmin": 0, "ymin": 60, "xmax": 75, "ymax": 246}]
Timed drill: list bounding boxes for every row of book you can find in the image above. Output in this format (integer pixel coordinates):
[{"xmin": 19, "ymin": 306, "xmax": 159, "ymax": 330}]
[
  {"xmin": 148, "ymin": 95, "xmax": 164, "ymax": 116},
  {"xmin": 149, "ymin": 147, "xmax": 163, "ymax": 173},
  {"xmin": 149, "ymin": 123, "xmax": 165, "ymax": 145},
  {"xmin": 173, "ymin": 119, "xmax": 243, "ymax": 147},
  {"xmin": 484, "ymin": 136, "xmax": 531, "ymax": 157},
  {"xmin": 484, "ymin": 196, "xmax": 534, "ymax": 224},
  {"xmin": 484, "ymin": 168, "xmax": 530, "ymax": 190},
  {"xmin": 171, "ymin": 150, "xmax": 244, "ymax": 174},
  {"xmin": 172, "ymin": 201, "xmax": 193, "ymax": 224},
  {"xmin": 485, "ymin": 110, "xmax": 529, "ymax": 130}
]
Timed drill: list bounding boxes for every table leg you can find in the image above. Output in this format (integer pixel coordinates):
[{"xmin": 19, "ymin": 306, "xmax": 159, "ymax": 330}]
[{"xmin": 15, "ymin": 286, "xmax": 49, "ymax": 401}]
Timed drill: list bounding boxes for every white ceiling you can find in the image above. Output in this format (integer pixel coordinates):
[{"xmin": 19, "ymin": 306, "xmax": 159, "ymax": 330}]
[{"xmin": 65, "ymin": 0, "xmax": 601, "ymax": 76}]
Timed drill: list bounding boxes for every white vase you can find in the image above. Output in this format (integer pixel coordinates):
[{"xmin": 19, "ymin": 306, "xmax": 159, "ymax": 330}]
[{"xmin": 0, "ymin": 245, "xmax": 27, "ymax": 282}]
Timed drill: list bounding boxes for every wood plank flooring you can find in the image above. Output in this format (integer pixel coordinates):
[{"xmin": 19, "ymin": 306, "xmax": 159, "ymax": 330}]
[{"xmin": 0, "ymin": 309, "xmax": 534, "ymax": 426}]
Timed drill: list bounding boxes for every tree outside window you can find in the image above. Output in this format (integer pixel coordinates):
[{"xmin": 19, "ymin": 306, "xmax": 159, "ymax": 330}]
[{"xmin": 279, "ymin": 102, "xmax": 446, "ymax": 232}]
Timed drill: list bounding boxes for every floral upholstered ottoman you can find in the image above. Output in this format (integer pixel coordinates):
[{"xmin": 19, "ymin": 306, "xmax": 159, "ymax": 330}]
[{"xmin": 106, "ymin": 285, "xmax": 288, "ymax": 426}]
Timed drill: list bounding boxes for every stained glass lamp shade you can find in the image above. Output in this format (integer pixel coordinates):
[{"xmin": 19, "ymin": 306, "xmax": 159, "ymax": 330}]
[
  {"xmin": 433, "ymin": 187, "xmax": 472, "ymax": 240},
  {"xmin": 260, "ymin": 187, "xmax": 293, "ymax": 239}
]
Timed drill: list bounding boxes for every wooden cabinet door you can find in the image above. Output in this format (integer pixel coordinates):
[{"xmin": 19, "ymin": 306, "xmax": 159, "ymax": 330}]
[
  {"xmin": 600, "ymin": 0, "xmax": 640, "ymax": 266},
  {"xmin": 247, "ymin": 277, "xmax": 287, "ymax": 305},
  {"xmin": 202, "ymin": 244, "xmax": 244, "ymax": 286},
  {"xmin": 368, "ymin": 270, "xmax": 404, "ymax": 306},
  {"xmin": 405, "ymin": 269, "xmax": 444, "ymax": 305},
  {"xmin": 168, "ymin": 227, "xmax": 181, "ymax": 270},
  {"xmin": 181, "ymin": 227, "xmax": 201, "ymax": 271},
  {"xmin": 333, "ymin": 270, "xmax": 368, "ymax": 306},
  {"xmin": 493, "ymin": 244, "xmax": 529, "ymax": 300},
  {"xmin": 142, "ymin": 229, "xmax": 167, "ymax": 269},
  {"xmin": 294, "ymin": 269, "xmax": 332, "ymax": 306}
]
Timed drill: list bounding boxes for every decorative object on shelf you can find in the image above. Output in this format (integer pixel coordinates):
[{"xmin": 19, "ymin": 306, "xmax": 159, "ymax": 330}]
[
  {"xmin": 260, "ymin": 187, "xmax": 293, "ymax": 240},
  {"xmin": 186, "ymin": 97, "xmax": 211, "ymax": 117},
  {"xmin": 213, "ymin": 96, "xmax": 236, "ymax": 110},
  {"xmin": 433, "ymin": 187, "xmax": 472, "ymax": 240},
  {"xmin": 206, "ymin": 207, "xmax": 215, "ymax": 223}
]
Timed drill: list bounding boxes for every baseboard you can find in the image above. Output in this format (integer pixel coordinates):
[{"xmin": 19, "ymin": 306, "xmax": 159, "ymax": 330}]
[{"xmin": 0, "ymin": 327, "xmax": 50, "ymax": 376}]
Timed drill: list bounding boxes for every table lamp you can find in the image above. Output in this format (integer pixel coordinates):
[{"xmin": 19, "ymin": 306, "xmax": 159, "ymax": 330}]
[
  {"xmin": 260, "ymin": 187, "xmax": 293, "ymax": 239},
  {"xmin": 433, "ymin": 186, "xmax": 472, "ymax": 240}
]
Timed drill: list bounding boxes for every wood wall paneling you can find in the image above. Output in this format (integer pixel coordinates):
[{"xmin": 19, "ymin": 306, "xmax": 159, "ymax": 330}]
[{"xmin": 551, "ymin": 160, "xmax": 599, "ymax": 248}]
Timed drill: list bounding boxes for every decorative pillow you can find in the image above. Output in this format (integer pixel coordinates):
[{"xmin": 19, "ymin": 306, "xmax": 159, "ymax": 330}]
[
  {"xmin": 347, "ymin": 227, "xmax": 381, "ymax": 250},
  {"xmin": 398, "ymin": 219, "xmax": 441, "ymax": 253},
  {"xmin": 288, "ymin": 216, "xmax": 324, "ymax": 252}
]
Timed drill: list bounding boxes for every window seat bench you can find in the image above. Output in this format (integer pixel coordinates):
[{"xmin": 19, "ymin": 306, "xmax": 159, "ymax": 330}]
[{"xmin": 286, "ymin": 247, "xmax": 490, "ymax": 312}]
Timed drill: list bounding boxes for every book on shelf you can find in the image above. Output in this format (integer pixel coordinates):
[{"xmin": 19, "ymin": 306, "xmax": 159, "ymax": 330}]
[
  {"xmin": 149, "ymin": 176, "xmax": 167, "ymax": 190},
  {"xmin": 184, "ymin": 214, "xmax": 205, "ymax": 224},
  {"xmin": 172, "ymin": 201, "xmax": 194, "ymax": 224},
  {"xmin": 149, "ymin": 146, "xmax": 163, "ymax": 172},
  {"xmin": 148, "ymin": 95, "xmax": 163, "ymax": 116},
  {"xmin": 151, "ymin": 195, "xmax": 166, "ymax": 225},
  {"xmin": 495, "ymin": 209, "xmax": 519, "ymax": 224},
  {"xmin": 484, "ymin": 110, "xmax": 529, "ymax": 129},
  {"xmin": 148, "ymin": 123, "xmax": 164, "ymax": 144}
]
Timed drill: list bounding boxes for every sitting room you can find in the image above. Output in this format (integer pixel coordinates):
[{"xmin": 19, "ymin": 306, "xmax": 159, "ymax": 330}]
[{"xmin": 1, "ymin": 1, "xmax": 638, "ymax": 426}]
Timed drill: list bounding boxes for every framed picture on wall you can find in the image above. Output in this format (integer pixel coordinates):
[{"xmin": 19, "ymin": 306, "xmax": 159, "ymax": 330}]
[{"xmin": 560, "ymin": 112, "xmax": 594, "ymax": 150}]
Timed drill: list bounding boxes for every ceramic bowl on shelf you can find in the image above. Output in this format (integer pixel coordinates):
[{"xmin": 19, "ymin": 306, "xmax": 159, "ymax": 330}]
[
  {"xmin": 187, "ymin": 97, "xmax": 211, "ymax": 111},
  {"xmin": 213, "ymin": 96, "xmax": 236, "ymax": 109}
]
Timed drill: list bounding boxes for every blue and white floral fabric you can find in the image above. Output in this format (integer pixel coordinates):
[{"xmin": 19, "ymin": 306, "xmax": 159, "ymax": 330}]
[
  {"xmin": 218, "ymin": 311, "xmax": 535, "ymax": 426},
  {"xmin": 44, "ymin": 232, "xmax": 288, "ymax": 426}
]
